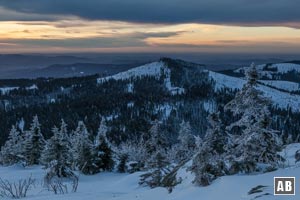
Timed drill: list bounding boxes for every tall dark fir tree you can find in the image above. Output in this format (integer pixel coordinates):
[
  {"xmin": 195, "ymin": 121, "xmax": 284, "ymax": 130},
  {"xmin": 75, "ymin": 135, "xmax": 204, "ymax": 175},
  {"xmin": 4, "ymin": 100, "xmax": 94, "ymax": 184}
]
[
  {"xmin": 41, "ymin": 121, "xmax": 72, "ymax": 178},
  {"xmin": 24, "ymin": 115, "xmax": 45, "ymax": 165},
  {"xmin": 94, "ymin": 118, "xmax": 114, "ymax": 171}
]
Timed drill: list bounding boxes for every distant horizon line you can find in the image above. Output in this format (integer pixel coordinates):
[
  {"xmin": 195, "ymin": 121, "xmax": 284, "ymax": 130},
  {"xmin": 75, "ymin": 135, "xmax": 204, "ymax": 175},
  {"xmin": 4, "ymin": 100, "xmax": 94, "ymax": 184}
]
[{"xmin": 0, "ymin": 52, "xmax": 300, "ymax": 56}]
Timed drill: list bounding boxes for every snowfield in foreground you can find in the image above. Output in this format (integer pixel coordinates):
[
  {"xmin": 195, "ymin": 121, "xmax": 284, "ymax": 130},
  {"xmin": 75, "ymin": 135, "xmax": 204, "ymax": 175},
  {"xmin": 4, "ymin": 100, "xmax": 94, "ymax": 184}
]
[{"xmin": 1, "ymin": 144, "xmax": 300, "ymax": 200}]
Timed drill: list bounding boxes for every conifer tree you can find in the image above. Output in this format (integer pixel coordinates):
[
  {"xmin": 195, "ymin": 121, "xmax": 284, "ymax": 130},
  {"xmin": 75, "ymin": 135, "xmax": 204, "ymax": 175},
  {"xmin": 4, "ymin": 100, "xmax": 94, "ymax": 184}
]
[
  {"xmin": 23, "ymin": 115, "xmax": 45, "ymax": 165},
  {"xmin": 139, "ymin": 152, "xmax": 170, "ymax": 188},
  {"xmin": 94, "ymin": 118, "xmax": 114, "ymax": 171},
  {"xmin": 224, "ymin": 63, "xmax": 282, "ymax": 173},
  {"xmin": 71, "ymin": 121, "xmax": 89, "ymax": 166},
  {"xmin": 138, "ymin": 119, "xmax": 174, "ymax": 188},
  {"xmin": 203, "ymin": 113, "xmax": 227, "ymax": 155},
  {"xmin": 145, "ymin": 120, "xmax": 168, "ymax": 156},
  {"xmin": 97, "ymin": 117, "xmax": 108, "ymax": 139},
  {"xmin": 176, "ymin": 120, "xmax": 196, "ymax": 161},
  {"xmin": 117, "ymin": 137, "xmax": 148, "ymax": 172},
  {"xmin": 0, "ymin": 125, "xmax": 23, "ymax": 165},
  {"xmin": 117, "ymin": 154, "xmax": 129, "ymax": 173},
  {"xmin": 192, "ymin": 112, "xmax": 228, "ymax": 186},
  {"xmin": 72, "ymin": 121, "xmax": 99, "ymax": 174},
  {"xmin": 41, "ymin": 123, "xmax": 72, "ymax": 178}
]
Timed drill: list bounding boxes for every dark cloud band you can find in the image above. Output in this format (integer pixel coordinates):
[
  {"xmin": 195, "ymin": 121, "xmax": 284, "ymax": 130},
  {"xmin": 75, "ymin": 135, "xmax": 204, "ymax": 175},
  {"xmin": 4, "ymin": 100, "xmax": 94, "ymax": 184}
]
[
  {"xmin": 0, "ymin": 0, "xmax": 299, "ymax": 26},
  {"xmin": 0, "ymin": 31, "xmax": 183, "ymax": 48}
]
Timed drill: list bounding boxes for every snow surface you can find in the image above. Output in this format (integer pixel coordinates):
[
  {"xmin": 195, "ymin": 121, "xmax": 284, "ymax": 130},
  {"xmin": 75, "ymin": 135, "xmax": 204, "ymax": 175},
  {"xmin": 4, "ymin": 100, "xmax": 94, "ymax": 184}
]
[
  {"xmin": 203, "ymin": 100, "xmax": 217, "ymax": 113},
  {"xmin": 280, "ymin": 143, "xmax": 300, "ymax": 167},
  {"xmin": 126, "ymin": 83, "xmax": 134, "ymax": 93},
  {"xmin": 1, "ymin": 144, "xmax": 300, "ymax": 200},
  {"xmin": 155, "ymin": 104, "xmax": 174, "ymax": 119},
  {"xmin": 127, "ymin": 101, "xmax": 134, "ymax": 108},
  {"xmin": 26, "ymin": 84, "xmax": 38, "ymax": 90},
  {"xmin": 163, "ymin": 68, "xmax": 185, "ymax": 95},
  {"xmin": 209, "ymin": 71, "xmax": 245, "ymax": 90},
  {"xmin": 258, "ymin": 84, "xmax": 300, "ymax": 111},
  {"xmin": 260, "ymin": 80, "xmax": 300, "ymax": 92},
  {"xmin": 0, "ymin": 87, "xmax": 19, "ymax": 95},
  {"xmin": 209, "ymin": 71, "xmax": 300, "ymax": 112},
  {"xmin": 97, "ymin": 61, "xmax": 185, "ymax": 96},
  {"xmin": 234, "ymin": 63, "xmax": 300, "ymax": 79},
  {"xmin": 266, "ymin": 63, "xmax": 300, "ymax": 73},
  {"xmin": 97, "ymin": 62, "xmax": 164, "ymax": 83}
]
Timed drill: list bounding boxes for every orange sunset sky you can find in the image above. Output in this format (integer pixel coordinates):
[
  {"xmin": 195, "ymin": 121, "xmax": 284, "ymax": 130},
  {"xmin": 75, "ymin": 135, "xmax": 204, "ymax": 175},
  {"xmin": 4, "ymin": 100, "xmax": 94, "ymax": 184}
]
[{"xmin": 0, "ymin": 0, "xmax": 300, "ymax": 53}]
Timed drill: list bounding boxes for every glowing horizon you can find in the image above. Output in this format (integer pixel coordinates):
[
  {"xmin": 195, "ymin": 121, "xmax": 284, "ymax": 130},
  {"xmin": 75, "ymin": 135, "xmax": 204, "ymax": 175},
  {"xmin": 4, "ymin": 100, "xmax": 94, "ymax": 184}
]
[{"xmin": 0, "ymin": 1, "xmax": 300, "ymax": 53}]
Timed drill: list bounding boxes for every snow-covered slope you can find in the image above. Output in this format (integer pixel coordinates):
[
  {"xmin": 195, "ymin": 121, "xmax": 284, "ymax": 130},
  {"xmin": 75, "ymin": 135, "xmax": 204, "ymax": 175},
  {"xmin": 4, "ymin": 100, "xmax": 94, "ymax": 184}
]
[
  {"xmin": 234, "ymin": 63, "xmax": 300, "ymax": 79},
  {"xmin": 209, "ymin": 71, "xmax": 300, "ymax": 112},
  {"xmin": 258, "ymin": 84, "xmax": 300, "ymax": 111},
  {"xmin": 1, "ymin": 143, "xmax": 300, "ymax": 200},
  {"xmin": 270, "ymin": 63, "xmax": 300, "ymax": 73},
  {"xmin": 97, "ymin": 62, "xmax": 165, "ymax": 83},
  {"xmin": 209, "ymin": 71, "xmax": 245, "ymax": 90},
  {"xmin": 97, "ymin": 61, "xmax": 185, "ymax": 95},
  {"xmin": 259, "ymin": 80, "xmax": 300, "ymax": 92}
]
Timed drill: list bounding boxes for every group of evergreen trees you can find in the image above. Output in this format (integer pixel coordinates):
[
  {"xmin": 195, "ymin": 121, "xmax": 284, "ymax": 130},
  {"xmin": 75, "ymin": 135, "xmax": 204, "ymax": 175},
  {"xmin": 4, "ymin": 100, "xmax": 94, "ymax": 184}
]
[
  {"xmin": 0, "ymin": 115, "xmax": 45, "ymax": 166},
  {"xmin": 0, "ymin": 113, "xmax": 195, "ymax": 190},
  {"xmin": 0, "ymin": 117, "xmax": 114, "ymax": 177},
  {"xmin": 192, "ymin": 64, "xmax": 283, "ymax": 186}
]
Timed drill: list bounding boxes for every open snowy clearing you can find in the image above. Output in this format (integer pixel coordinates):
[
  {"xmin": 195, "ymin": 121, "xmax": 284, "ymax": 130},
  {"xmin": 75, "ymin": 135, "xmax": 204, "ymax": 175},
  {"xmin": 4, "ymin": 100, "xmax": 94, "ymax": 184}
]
[{"xmin": 1, "ymin": 144, "xmax": 300, "ymax": 200}]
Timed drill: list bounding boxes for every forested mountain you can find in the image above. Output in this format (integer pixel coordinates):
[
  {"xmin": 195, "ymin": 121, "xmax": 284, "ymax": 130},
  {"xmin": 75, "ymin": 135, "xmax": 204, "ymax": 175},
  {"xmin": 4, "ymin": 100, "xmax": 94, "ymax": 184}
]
[
  {"xmin": 0, "ymin": 58, "xmax": 300, "ymax": 146},
  {"xmin": 1, "ymin": 58, "xmax": 300, "ymax": 200}
]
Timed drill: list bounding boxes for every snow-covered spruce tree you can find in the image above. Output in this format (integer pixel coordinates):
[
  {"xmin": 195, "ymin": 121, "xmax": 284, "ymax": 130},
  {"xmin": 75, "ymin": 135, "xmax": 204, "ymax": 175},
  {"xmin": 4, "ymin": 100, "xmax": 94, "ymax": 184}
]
[
  {"xmin": 192, "ymin": 112, "xmax": 228, "ymax": 186},
  {"xmin": 117, "ymin": 136, "xmax": 148, "ymax": 173},
  {"xmin": 94, "ymin": 118, "xmax": 114, "ymax": 171},
  {"xmin": 72, "ymin": 121, "xmax": 99, "ymax": 174},
  {"xmin": 202, "ymin": 113, "xmax": 227, "ymax": 155},
  {"xmin": 41, "ymin": 123, "xmax": 72, "ymax": 178},
  {"xmin": 139, "ymin": 151, "xmax": 171, "ymax": 188},
  {"xmin": 145, "ymin": 120, "xmax": 169, "ymax": 160},
  {"xmin": 97, "ymin": 117, "xmax": 108, "ymax": 139},
  {"xmin": 23, "ymin": 115, "xmax": 45, "ymax": 165},
  {"xmin": 224, "ymin": 63, "xmax": 282, "ymax": 173},
  {"xmin": 0, "ymin": 125, "xmax": 23, "ymax": 165},
  {"xmin": 71, "ymin": 121, "xmax": 86, "ymax": 169},
  {"xmin": 175, "ymin": 120, "xmax": 196, "ymax": 162},
  {"xmin": 139, "ymin": 120, "xmax": 179, "ymax": 189}
]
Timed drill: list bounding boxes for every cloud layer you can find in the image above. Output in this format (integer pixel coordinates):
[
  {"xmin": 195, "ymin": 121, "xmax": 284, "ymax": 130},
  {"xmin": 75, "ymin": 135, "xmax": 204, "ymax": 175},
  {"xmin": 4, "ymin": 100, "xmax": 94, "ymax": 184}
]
[
  {"xmin": 0, "ymin": 0, "xmax": 300, "ymax": 26},
  {"xmin": 1, "ymin": 1, "xmax": 300, "ymax": 53}
]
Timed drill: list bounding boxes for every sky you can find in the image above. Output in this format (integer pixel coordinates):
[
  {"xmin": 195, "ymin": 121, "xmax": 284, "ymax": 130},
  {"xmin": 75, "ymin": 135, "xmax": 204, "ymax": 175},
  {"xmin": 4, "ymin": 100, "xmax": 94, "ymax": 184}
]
[{"xmin": 0, "ymin": 0, "xmax": 300, "ymax": 53}]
